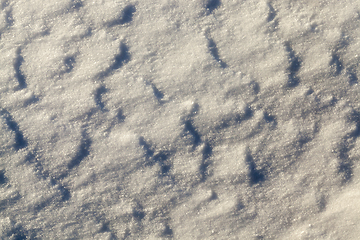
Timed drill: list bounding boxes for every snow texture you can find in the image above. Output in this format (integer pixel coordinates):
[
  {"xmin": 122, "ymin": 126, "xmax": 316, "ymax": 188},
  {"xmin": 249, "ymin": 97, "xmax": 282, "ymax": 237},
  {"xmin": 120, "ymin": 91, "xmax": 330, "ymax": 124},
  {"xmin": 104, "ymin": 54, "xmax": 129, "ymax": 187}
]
[{"xmin": 1, "ymin": 0, "xmax": 360, "ymax": 239}]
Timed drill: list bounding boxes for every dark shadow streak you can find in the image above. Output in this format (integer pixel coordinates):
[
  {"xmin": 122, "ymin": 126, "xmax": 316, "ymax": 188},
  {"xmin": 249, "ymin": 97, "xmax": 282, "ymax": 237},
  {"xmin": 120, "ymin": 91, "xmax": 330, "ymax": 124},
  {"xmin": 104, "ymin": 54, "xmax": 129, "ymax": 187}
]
[
  {"xmin": 153, "ymin": 151, "xmax": 172, "ymax": 175},
  {"xmin": 6, "ymin": 224, "xmax": 28, "ymax": 240},
  {"xmin": 14, "ymin": 48, "xmax": 26, "ymax": 90},
  {"xmin": 63, "ymin": 56, "xmax": 75, "ymax": 73},
  {"xmin": 94, "ymin": 85, "xmax": 107, "ymax": 110},
  {"xmin": 70, "ymin": 0, "xmax": 83, "ymax": 10},
  {"xmin": 139, "ymin": 137, "xmax": 154, "ymax": 161},
  {"xmin": 162, "ymin": 224, "xmax": 173, "ymax": 238},
  {"xmin": 117, "ymin": 109, "xmax": 126, "ymax": 122},
  {"xmin": 335, "ymin": 143, "xmax": 353, "ymax": 184},
  {"xmin": 25, "ymin": 152, "xmax": 71, "ymax": 202},
  {"xmin": 108, "ymin": 5, "xmax": 136, "ymax": 27},
  {"xmin": 68, "ymin": 130, "xmax": 92, "ymax": 169},
  {"xmin": 285, "ymin": 42, "xmax": 301, "ymax": 87},
  {"xmin": 267, "ymin": 2, "xmax": 276, "ymax": 22},
  {"xmin": 184, "ymin": 120, "xmax": 202, "ymax": 149},
  {"xmin": 330, "ymin": 54, "xmax": 343, "ymax": 76},
  {"xmin": 97, "ymin": 43, "xmax": 130, "ymax": 78},
  {"xmin": 0, "ymin": 169, "xmax": 7, "ymax": 185},
  {"xmin": 0, "ymin": 109, "xmax": 27, "ymax": 150},
  {"xmin": 132, "ymin": 202, "xmax": 145, "ymax": 221},
  {"xmin": 347, "ymin": 67, "xmax": 358, "ymax": 85},
  {"xmin": 58, "ymin": 185, "xmax": 71, "ymax": 201},
  {"xmin": 151, "ymin": 83, "xmax": 164, "ymax": 101},
  {"xmin": 200, "ymin": 142, "xmax": 212, "ymax": 182},
  {"xmin": 208, "ymin": 38, "xmax": 227, "ymax": 68},
  {"xmin": 206, "ymin": 0, "xmax": 221, "ymax": 14},
  {"xmin": 112, "ymin": 43, "xmax": 130, "ymax": 70},
  {"xmin": 120, "ymin": 5, "xmax": 136, "ymax": 24},
  {"xmin": 246, "ymin": 153, "xmax": 265, "ymax": 185}
]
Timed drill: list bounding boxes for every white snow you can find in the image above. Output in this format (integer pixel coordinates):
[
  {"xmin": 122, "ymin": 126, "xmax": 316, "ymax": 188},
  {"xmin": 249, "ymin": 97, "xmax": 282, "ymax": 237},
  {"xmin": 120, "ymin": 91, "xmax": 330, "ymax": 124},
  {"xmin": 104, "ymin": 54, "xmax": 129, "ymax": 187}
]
[{"xmin": 1, "ymin": 0, "xmax": 360, "ymax": 239}]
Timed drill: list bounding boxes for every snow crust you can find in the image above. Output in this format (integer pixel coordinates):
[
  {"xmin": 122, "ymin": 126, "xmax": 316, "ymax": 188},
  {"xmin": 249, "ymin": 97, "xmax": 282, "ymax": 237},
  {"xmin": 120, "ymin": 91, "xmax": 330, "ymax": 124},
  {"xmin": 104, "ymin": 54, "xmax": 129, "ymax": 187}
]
[{"xmin": 1, "ymin": 0, "xmax": 360, "ymax": 239}]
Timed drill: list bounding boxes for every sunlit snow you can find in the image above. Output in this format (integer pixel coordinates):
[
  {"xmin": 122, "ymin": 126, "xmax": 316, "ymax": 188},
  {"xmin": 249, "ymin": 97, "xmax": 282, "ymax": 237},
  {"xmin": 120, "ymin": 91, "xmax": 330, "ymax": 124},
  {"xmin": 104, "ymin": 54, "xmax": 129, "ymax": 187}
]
[{"xmin": 1, "ymin": 0, "xmax": 360, "ymax": 239}]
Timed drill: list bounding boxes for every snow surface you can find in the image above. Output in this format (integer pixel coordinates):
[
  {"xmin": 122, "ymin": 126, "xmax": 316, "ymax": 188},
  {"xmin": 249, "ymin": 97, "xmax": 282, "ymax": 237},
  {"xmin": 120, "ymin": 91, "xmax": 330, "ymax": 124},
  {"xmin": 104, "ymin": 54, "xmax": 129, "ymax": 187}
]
[{"xmin": 1, "ymin": 0, "xmax": 360, "ymax": 239}]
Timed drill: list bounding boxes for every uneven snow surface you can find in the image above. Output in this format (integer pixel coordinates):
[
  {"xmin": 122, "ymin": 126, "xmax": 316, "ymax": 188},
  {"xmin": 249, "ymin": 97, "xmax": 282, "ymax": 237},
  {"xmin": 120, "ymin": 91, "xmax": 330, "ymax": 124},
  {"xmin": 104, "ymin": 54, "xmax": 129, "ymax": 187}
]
[{"xmin": 1, "ymin": 0, "xmax": 360, "ymax": 239}]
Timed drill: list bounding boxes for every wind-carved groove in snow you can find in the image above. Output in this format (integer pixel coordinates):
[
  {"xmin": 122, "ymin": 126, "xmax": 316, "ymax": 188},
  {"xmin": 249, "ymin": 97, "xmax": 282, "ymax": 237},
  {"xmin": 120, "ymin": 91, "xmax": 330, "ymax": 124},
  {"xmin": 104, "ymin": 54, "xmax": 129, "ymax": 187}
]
[
  {"xmin": 330, "ymin": 35, "xmax": 348, "ymax": 77},
  {"xmin": 336, "ymin": 111, "xmax": 360, "ymax": 184},
  {"xmin": 111, "ymin": 43, "xmax": 130, "ymax": 70},
  {"xmin": 107, "ymin": 4, "xmax": 136, "ymax": 27},
  {"xmin": 69, "ymin": 0, "xmax": 83, "ymax": 11},
  {"xmin": 99, "ymin": 43, "xmax": 130, "ymax": 78},
  {"xmin": 180, "ymin": 104, "xmax": 214, "ymax": 181},
  {"xmin": 154, "ymin": 151, "xmax": 172, "ymax": 175},
  {"xmin": 0, "ymin": 190, "xmax": 21, "ymax": 212},
  {"xmin": 1, "ymin": 1, "xmax": 14, "ymax": 29},
  {"xmin": 24, "ymin": 152, "xmax": 48, "ymax": 180},
  {"xmin": 207, "ymin": 38, "xmax": 227, "ymax": 68},
  {"xmin": 116, "ymin": 108, "xmax": 126, "ymax": 122},
  {"xmin": 24, "ymin": 152, "xmax": 71, "ymax": 204},
  {"xmin": 285, "ymin": 42, "xmax": 301, "ymax": 88},
  {"xmin": 249, "ymin": 80, "xmax": 260, "ymax": 94},
  {"xmin": 63, "ymin": 56, "xmax": 76, "ymax": 73},
  {"xmin": 57, "ymin": 183, "xmax": 71, "ymax": 201},
  {"xmin": 162, "ymin": 224, "xmax": 173, "ymax": 238},
  {"xmin": 180, "ymin": 101, "xmax": 201, "ymax": 150},
  {"xmin": 123, "ymin": 229, "xmax": 131, "ymax": 239},
  {"xmin": 330, "ymin": 54, "xmax": 343, "ymax": 76},
  {"xmin": 263, "ymin": 111, "xmax": 276, "ymax": 125},
  {"xmin": 182, "ymin": 110, "xmax": 199, "ymax": 146},
  {"xmin": 0, "ymin": 109, "xmax": 27, "ymax": 150},
  {"xmin": 205, "ymin": 0, "xmax": 221, "ymax": 14},
  {"xmin": 138, "ymin": 137, "xmax": 173, "ymax": 175},
  {"xmin": 14, "ymin": 48, "xmax": 26, "ymax": 90},
  {"xmin": 144, "ymin": 80, "xmax": 165, "ymax": 102},
  {"xmin": 262, "ymin": 111, "xmax": 277, "ymax": 131},
  {"xmin": 245, "ymin": 150, "xmax": 265, "ymax": 186},
  {"xmin": 1, "ymin": 0, "xmax": 9, "ymax": 9},
  {"xmin": 2, "ymin": 221, "xmax": 29, "ymax": 240},
  {"xmin": 215, "ymin": 105, "xmax": 253, "ymax": 130},
  {"xmin": 94, "ymin": 85, "xmax": 107, "ymax": 110},
  {"xmin": 337, "ymin": 143, "xmax": 353, "ymax": 184},
  {"xmin": 151, "ymin": 83, "xmax": 164, "ymax": 101},
  {"xmin": 347, "ymin": 111, "xmax": 360, "ymax": 139},
  {"xmin": 347, "ymin": 66, "xmax": 358, "ymax": 85},
  {"xmin": 316, "ymin": 195, "xmax": 327, "ymax": 212},
  {"xmin": 4, "ymin": 7, "xmax": 13, "ymax": 27},
  {"xmin": 132, "ymin": 201, "xmax": 145, "ymax": 221},
  {"xmin": 67, "ymin": 130, "xmax": 92, "ymax": 169},
  {"xmin": 184, "ymin": 119, "xmax": 202, "ymax": 150},
  {"xmin": 264, "ymin": 2, "xmax": 278, "ymax": 33},
  {"xmin": 0, "ymin": 169, "xmax": 7, "ymax": 185},
  {"xmin": 150, "ymin": 83, "xmax": 164, "ymax": 102},
  {"xmin": 199, "ymin": 142, "xmax": 212, "ymax": 182},
  {"xmin": 139, "ymin": 136, "xmax": 154, "ymax": 162},
  {"xmin": 98, "ymin": 222, "xmax": 118, "ymax": 239},
  {"xmin": 267, "ymin": 2, "xmax": 276, "ymax": 22}
]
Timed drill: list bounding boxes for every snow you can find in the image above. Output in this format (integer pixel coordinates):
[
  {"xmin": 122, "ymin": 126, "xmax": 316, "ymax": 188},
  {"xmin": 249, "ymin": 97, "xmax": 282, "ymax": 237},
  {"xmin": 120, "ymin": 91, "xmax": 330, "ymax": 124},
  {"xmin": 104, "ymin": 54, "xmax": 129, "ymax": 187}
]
[{"xmin": 1, "ymin": 0, "xmax": 360, "ymax": 239}]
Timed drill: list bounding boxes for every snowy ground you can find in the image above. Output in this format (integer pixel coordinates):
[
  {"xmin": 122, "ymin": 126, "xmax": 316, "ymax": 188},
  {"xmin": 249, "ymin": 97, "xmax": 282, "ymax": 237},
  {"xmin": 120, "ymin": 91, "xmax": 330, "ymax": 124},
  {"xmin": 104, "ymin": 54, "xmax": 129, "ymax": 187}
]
[{"xmin": 1, "ymin": 0, "xmax": 360, "ymax": 239}]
